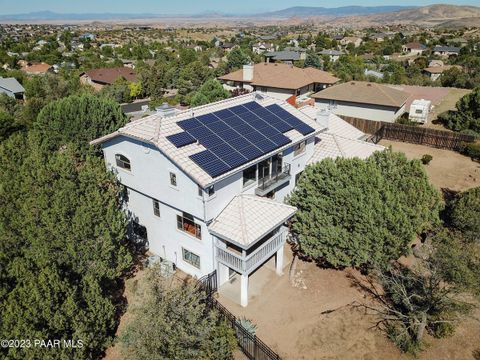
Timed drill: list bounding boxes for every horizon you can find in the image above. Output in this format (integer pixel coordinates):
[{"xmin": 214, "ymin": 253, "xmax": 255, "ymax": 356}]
[{"xmin": 0, "ymin": 0, "xmax": 478, "ymax": 16}]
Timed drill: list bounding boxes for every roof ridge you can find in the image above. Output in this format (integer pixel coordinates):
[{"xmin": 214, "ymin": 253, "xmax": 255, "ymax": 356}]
[
  {"xmin": 375, "ymin": 83, "xmax": 399, "ymax": 106},
  {"xmin": 238, "ymin": 196, "xmax": 248, "ymax": 245},
  {"xmin": 331, "ymin": 134, "xmax": 346, "ymax": 157},
  {"xmin": 241, "ymin": 194, "xmax": 297, "ymax": 211}
]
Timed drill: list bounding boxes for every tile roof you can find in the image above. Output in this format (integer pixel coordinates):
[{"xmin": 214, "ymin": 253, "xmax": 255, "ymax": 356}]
[
  {"xmin": 218, "ymin": 62, "xmax": 339, "ymax": 90},
  {"xmin": 264, "ymin": 50, "xmax": 302, "ymax": 61},
  {"xmin": 21, "ymin": 62, "xmax": 52, "ymax": 74},
  {"xmin": 433, "ymin": 45, "xmax": 461, "ymax": 53},
  {"xmin": 208, "ymin": 194, "xmax": 297, "ymax": 248},
  {"xmin": 311, "ymin": 81, "xmax": 409, "ymax": 108},
  {"xmin": 423, "ymin": 65, "xmax": 462, "ymax": 74},
  {"xmin": 0, "ymin": 77, "xmax": 25, "ymax": 94},
  {"xmin": 83, "ymin": 67, "xmax": 137, "ymax": 85},
  {"xmin": 91, "ymin": 93, "xmax": 324, "ymax": 188}
]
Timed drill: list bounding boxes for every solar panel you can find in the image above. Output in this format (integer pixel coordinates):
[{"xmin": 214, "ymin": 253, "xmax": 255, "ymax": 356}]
[
  {"xmin": 210, "ymin": 143, "xmax": 235, "ymax": 158},
  {"xmin": 189, "ymin": 150, "xmax": 216, "ymax": 165},
  {"xmin": 270, "ymin": 133, "xmax": 292, "ymax": 146},
  {"xmin": 196, "ymin": 113, "xmax": 218, "ymax": 124},
  {"xmin": 242, "ymin": 101, "xmax": 262, "ymax": 111},
  {"xmin": 255, "ymin": 139, "xmax": 278, "ymax": 152},
  {"xmin": 238, "ymin": 145, "xmax": 264, "ymax": 160},
  {"xmin": 218, "ymin": 128, "xmax": 241, "ymax": 140},
  {"xmin": 213, "ymin": 108, "xmax": 235, "ymax": 119},
  {"xmin": 166, "ymin": 132, "xmax": 196, "ymax": 147},
  {"xmin": 200, "ymin": 160, "xmax": 232, "ymax": 177},
  {"xmin": 260, "ymin": 126, "xmax": 281, "ymax": 137},
  {"xmin": 294, "ymin": 123, "xmax": 316, "ymax": 135},
  {"xmin": 229, "ymin": 105, "xmax": 250, "ymax": 115},
  {"xmin": 222, "ymin": 152, "xmax": 249, "ymax": 168},
  {"xmin": 227, "ymin": 136, "xmax": 253, "ymax": 150},
  {"xmin": 199, "ymin": 134, "xmax": 224, "ymax": 148},
  {"xmin": 178, "ymin": 118, "xmax": 202, "ymax": 130},
  {"xmin": 187, "ymin": 125, "xmax": 214, "ymax": 139},
  {"xmin": 205, "ymin": 120, "xmax": 230, "ymax": 133}
]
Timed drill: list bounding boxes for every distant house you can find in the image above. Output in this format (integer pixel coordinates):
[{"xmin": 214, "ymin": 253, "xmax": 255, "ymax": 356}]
[
  {"xmin": 423, "ymin": 65, "xmax": 463, "ymax": 81},
  {"xmin": 20, "ymin": 62, "xmax": 54, "ymax": 75},
  {"xmin": 264, "ymin": 50, "xmax": 305, "ymax": 63},
  {"xmin": 311, "ymin": 81, "xmax": 409, "ymax": 123},
  {"xmin": 79, "ymin": 33, "xmax": 96, "ymax": 41},
  {"xmin": 402, "ymin": 42, "xmax": 426, "ymax": 55},
  {"xmin": 220, "ymin": 43, "xmax": 236, "ymax": 52},
  {"xmin": 318, "ymin": 50, "xmax": 345, "ymax": 62},
  {"xmin": 370, "ymin": 32, "xmax": 390, "ymax": 42},
  {"xmin": 252, "ymin": 42, "xmax": 275, "ymax": 54},
  {"xmin": 364, "ymin": 69, "xmax": 384, "ymax": 79},
  {"xmin": 80, "ymin": 67, "xmax": 137, "ymax": 91},
  {"xmin": 218, "ymin": 62, "xmax": 339, "ymax": 101},
  {"xmin": 340, "ymin": 37, "xmax": 363, "ymax": 48},
  {"xmin": 433, "ymin": 45, "xmax": 461, "ymax": 57},
  {"xmin": 0, "ymin": 77, "xmax": 25, "ymax": 99}
]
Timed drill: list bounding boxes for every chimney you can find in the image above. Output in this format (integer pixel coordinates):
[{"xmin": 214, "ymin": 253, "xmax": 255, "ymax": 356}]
[
  {"xmin": 316, "ymin": 109, "xmax": 330, "ymax": 130},
  {"xmin": 243, "ymin": 63, "xmax": 254, "ymax": 81}
]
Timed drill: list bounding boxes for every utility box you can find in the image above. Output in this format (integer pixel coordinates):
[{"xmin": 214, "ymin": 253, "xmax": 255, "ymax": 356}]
[{"xmin": 409, "ymin": 99, "xmax": 432, "ymax": 124}]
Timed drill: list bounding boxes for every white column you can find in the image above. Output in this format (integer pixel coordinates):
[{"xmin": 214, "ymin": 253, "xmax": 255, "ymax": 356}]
[
  {"xmin": 240, "ymin": 273, "xmax": 249, "ymax": 307},
  {"xmin": 276, "ymin": 246, "xmax": 284, "ymax": 276},
  {"xmin": 218, "ymin": 262, "xmax": 229, "ymax": 286}
]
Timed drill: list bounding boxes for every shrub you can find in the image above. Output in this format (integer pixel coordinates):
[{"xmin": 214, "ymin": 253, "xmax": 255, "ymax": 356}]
[
  {"xmin": 288, "ymin": 150, "xmax": 442, "ymax": 269},
  {"xmin": 460, "ymin": 142, "xmax": 480, "ymax": 161},
  {"xmin": 448, "ymin": 187, "xmax": 480, "ymax": 242},
  {"xmin": 421, "ymin": 154, "xmax": 433, "ymax": 165}
]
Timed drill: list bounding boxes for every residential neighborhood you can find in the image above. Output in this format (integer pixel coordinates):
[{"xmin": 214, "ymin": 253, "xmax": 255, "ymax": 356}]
[{"xmin": 1, "ymin": 2, "xmax": 480, "ymax": 360}]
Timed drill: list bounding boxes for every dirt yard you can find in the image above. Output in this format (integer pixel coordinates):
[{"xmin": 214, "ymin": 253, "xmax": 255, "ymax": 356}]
[
  {"xmin": 380, "ymin": 140, "xmax": 480, "ymax": 192},
  {"xmin": 219, "ymin": 251, "xmax": 480, "ymax": 360}
]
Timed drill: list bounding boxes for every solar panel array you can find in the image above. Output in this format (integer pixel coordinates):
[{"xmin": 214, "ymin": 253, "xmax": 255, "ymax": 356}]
[{"xmin": 166, "ymin": 101, "xmax": 315, "ymax": 177}]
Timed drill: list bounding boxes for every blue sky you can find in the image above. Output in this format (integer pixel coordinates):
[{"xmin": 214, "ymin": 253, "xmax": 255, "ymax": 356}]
[{"xmin": 0, "ymin": 0, "xmax": 477, "ymax": 15}]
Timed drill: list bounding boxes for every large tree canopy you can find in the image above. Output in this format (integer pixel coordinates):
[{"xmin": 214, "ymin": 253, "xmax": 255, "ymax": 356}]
[
  {"xmin": 189, "ymin": 79, "xmax": 230, "ymax": 107},
  {"xmin": 288, "ymin": 151, "xmax": 442, "ymax": 269},
  {"xmin": 438, "ymin": 87, "xmax": 480, "ymax": 136},
  {"xmin": 35, "ymin": 93, "xmax": 128, "ymax": 152},
  {"xmin": 448, "ymin": 186, "xmax": 480, "ymax": 242}
]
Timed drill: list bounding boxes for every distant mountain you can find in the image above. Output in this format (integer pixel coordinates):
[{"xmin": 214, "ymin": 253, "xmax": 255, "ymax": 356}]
[
  {"xmin": 0, "ymin": 10, "xmax": 169, "ymax": 21},
  {"xmin": 256, "ymin": 6, "xmax": 416, "ymax": 18}
]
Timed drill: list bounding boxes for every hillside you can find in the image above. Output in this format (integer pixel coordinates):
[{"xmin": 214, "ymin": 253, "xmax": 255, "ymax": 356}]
[{"xmin": 256, "ymin": 6, "xmax": 414, "ymax": 18}]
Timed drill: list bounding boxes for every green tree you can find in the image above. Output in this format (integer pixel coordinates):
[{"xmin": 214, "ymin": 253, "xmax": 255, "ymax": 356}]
[
  {"xmin": 438, "ymin": 87, "xmax": 480, "ymax": 136},
  {"xmin": 35, "ymin": 93, "xmax": 128, "ymax": 152},
  {"xmin": 129, "ymin": 82, "xmax": 143, "ymax": 99},
  {"xmin": 448, "ymin": 187, "xmax": 480, "ymax": 242},
  {"xmin": 288, "ymin": 151, "xmax": 442, "ymax": 269},
  {"xmin": 226, "ymin": 48, "xmax": 250, "ymax": 71},
  {"xmin": 190, "ymin": 79, "xmax": 230, "ymax": 107},
  {"xmin": 120, "ymin": 269, "xmax": 236, "ymax": 360},
  {"xmin": 304, "ymin": 52, "xmax": 322, "ymax": 69}
]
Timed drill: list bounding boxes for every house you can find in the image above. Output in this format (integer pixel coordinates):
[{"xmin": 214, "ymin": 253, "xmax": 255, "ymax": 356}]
[
  {"xmin": 252, "ymin": 42, "xmax": 275, "ymax": 54},
  {"xmin": 370, "ymin": 32, "xmax": 390, "ymax": 42},
  {"xmin": 340, "ymin": 36, "xmax": 363, "ymax": 48},
  {"xmin": 79, "ymin": 32, "xmax": 96, "ymax": 41},
  {"xmin": 264, "ymin": 50, "xmax": 305, "ymax": 63},
  {"xmin": 402, "ymin": 42, "xmax": 426, "ymax": 55},
  {"xmin": 318, "ymin": 50, "xmax": 345, "ymax": 62},
  {"xmin": 433, "ymin": 45, "xmax": 461, "ymax": 57},
  {"xmin": 91, "ymin": 93, "xmax": 383, "ymax": 307},
  {"xmin": 0, "ymin": 77, "xmax": 25, "ymax": 99},
  {"xmin": 220, "ymin": 43, "xmax": 236, "ymax": 52},
  {"xmin": 80, "ymin": 67, "xmax": 137, "ymax": 91},
  {"xmin": 423, "ymin": 65, "xmax": 462, "ymax": 81},
  {"xmin": 20, "ymin": 62, "xmax": 54, "ymax": 75},
  {"xmin": 311, "ymin": 81, "xmax": 409, "ymax": 123},
  {"xmin": 218, "ymin": 63, "xmax": 340, "ymax": 101},
  {"xmin": 364, "ymin": 69, "xmax": 384, "ymax": 80}
]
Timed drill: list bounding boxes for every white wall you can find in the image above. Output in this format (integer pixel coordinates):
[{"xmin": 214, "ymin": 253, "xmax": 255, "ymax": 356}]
[{"xmin": 315, "ymin": 99, "xmax": 405, "ymax": 123}]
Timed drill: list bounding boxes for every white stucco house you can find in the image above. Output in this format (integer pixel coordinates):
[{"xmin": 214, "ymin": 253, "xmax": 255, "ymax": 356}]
[
  {"xmin": 91, "ymin": 93, "xmax": 383, "ymax": 307},
  {"xmin": 311, "ymin": 81, "xmax": 409, "ymax": 123}
]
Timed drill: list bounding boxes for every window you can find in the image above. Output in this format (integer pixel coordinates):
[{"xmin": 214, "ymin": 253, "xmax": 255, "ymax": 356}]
[
  {"xmin": 243, "ymin": 164, "xmax": 257, "ymax": 187},
  {"xmin": 169, "ymin": 172, "xmax": 177, "ymax": 187},
  {"xmin": 177, "ymin": 212, "xmax": 201, "ymax": 239},
  {"xmin": 153, "ymin": 199, "xmax": 160, "ymax": 217},
  {"xmin": 182, "ymin": 248, "xmax": 200, "ymax": 269},
  {"xmin": 198, "ymin": 185, "xmax": 203, "ymax": 197},
  {"xmin": 115, "ymin": 154, "xmax": 131, "ymax": 171},
  {"xmin": 293, "ymin": 141, "xmax": 306, "ymax": 156},
  {"xmin": 207, "ymin": 186, "xmax": 215, "ymax": 197}
]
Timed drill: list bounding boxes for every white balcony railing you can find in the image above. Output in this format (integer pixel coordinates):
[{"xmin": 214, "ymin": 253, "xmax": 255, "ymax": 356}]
[{"xmin": 216, "ymin": 229, "xmax": 286, "ymax": 275}]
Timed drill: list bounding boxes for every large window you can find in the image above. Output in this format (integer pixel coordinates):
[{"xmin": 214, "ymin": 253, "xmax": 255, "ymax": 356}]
[
  {"xmin": 182, "ymin": 248, "xmax": 200, "ymax": 269},
  {"xmin": 152, "ymin": 199, "xmax": 160, "ymax": 217},
  {"xmin": 243, "ymin": 165, "xmax": 256, "ymax": 187},
  {"xmin": 177, "ymin": 212, "xmax": 201, "ymax": 239},
  {"xmin": 293, "ymin": 141, "xmax": 306, "ymax": 156},
  {"xmin": 115, "ymin": 154, "xmax": 131, "ymax": 171}
]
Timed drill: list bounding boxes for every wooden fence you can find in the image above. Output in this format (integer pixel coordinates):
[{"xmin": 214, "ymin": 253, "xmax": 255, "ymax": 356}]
[
  {"xmin": 339, "ymin": 116, "xmax": 475, "ymax": 151},
  {"xmin": 198, "ymin": 270, "xmax": 281, "ymax": 360}
]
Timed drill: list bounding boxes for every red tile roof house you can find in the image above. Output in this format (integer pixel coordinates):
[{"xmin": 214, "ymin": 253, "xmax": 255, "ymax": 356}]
[
  {"xmin": 80, "ymin": 67, "xmax": 137, "ymax": 91},
  {"xmin": 20, "ymin": 62, "xmax": 54, "ymax": 75}
]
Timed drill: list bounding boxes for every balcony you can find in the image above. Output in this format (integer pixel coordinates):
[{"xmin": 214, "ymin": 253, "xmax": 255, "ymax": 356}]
[
  {"xmin": 255, "ymin": 163, "xmax": 291, "ymax": 196},
  {"xmin": 216, "ymin": 229, "xmax": 287, "ymax": 275}
]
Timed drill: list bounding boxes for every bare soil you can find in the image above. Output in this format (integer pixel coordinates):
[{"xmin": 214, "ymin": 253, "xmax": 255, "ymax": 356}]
[{"xmin": 379, "ymin": 140, "xmax": 480, "ymax": 192}]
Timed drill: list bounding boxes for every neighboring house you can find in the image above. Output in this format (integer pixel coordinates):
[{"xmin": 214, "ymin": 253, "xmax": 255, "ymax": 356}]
[
  {"xmin": 370, "ymin": 32, "xmax": 390, "ymax": 42},
  {"xmin": 0, "ymin": 77, "xmax": 25, "ymax": 99},
  {"xmin": 79, "ymin": 32, "xmax": 96, "ymax": 41},
  {"xmin": 340, "ymin": 36, "xmax": 363, "ymax": 48},
  {"xmin": 80, "ymin": 67, "xmax": 137, "ymax": 91},
  {"xmin": 92, "ymin": 93, "xmax": 383, "ymax": 307},
  {"xmin": 364, "ymin": 69, "xmax": 384, "ymax": 80},
  {"xmin": 311, "ymin": 81, "xmax": 409, "ymax": 123},
  {"xmin": 20, "ymin": 62, "xmax": 54, "ymax": 75},
  {"xmin": 423, "ymin": 65, "xmax": 463, "ymax": 81},
  {"xmin": 220, "ymin": 43, "xmax": 236, "ymax": 52},
  {"xmin": 433, "ymin": 45, "xmax": 461, "ymax": 57},
  {"xmin": 264, "ymin": 50, "xmax": 305, "ymax": 63},
  {"xmin": 252, "ymin": 42, "xmax": 275, "ymax": 54},
  {"xmin": 318, "ymin": 50, "xmax": 345, "ymax": 62},
  {"xmin": 402, "ymin": 42, "xmax": 426, "ymax": 55},
  {"xmin": 218, "ymin": 63, "xmax": 340, "ymax": 101}
]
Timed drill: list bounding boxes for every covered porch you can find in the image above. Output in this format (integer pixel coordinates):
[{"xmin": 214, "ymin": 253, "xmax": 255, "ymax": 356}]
[{"xmin": 208, "ymin": 194, "xmax": 297, "ymax": 307}]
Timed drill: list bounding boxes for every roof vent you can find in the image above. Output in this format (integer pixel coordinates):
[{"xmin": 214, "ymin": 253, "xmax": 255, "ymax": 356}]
[{"xmin": 255, "ymin": 93, "xmax": 264, "ymax": 101}]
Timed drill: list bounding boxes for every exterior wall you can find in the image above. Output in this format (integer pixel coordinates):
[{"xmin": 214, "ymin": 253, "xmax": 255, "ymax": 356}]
[
  {"xmin": 315, "ymin": 99, "xmax": 404, "ymax": 123},
  {"xmin": 255, "ymin": 86, "xmax": 295, "ymax": 101}
]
